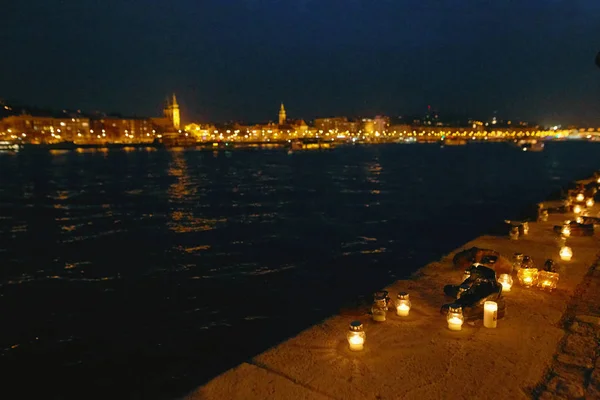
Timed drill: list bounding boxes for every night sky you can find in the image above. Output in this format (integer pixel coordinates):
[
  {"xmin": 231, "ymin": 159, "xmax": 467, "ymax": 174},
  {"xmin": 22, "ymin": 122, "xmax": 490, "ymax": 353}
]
[{"xmin": 2, "ymin": 0, "xmax": 600, "ymax": 125}]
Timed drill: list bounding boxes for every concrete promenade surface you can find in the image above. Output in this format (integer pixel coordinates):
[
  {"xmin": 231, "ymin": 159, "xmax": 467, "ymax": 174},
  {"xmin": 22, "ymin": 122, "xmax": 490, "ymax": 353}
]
[{"xmin": 186, "ymin": 207, "xmax": 600, "ymax": 400}]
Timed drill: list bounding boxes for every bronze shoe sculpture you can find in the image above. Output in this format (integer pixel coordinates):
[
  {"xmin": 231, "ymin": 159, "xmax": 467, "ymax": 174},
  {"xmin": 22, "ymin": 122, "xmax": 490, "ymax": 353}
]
[{"xmin": 442, "ymin": 264, "xmax": 506, "ymax": 322}]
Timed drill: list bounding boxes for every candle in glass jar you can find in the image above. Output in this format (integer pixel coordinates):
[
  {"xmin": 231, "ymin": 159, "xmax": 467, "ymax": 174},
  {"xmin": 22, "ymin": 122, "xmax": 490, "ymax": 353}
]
[
  {"xmin": 576, "ymin": 193, "xmax": 585, "ymax": 202},
  {"xmin": 559, "ymin": 246, "xmax": 573, "ymax": 261},
  {"xmin": 586, "ymin": 198, "xmax": 594, "ymax": 207},
  {"xmin": 395, "ymin": 292, "xmax": 411, "ymax": 317},
  {"xmin": 574, "ymin": 205, "xmax": 582, "ymax": 214},
  {"xmin": 497, "ymin": 274, "xmax": 513, "ymax": 292},
  {"xmin": 396, "ymin": 303, "xmax": 410, "ymax": 316},
  {"xmin": 348, "ymin": 335, "xmax": 365, "ymax": 351},
  {"xmin": 561, "ymin": 225, "xmax": 571, "ymax": 237},
  {"xmin": 537, "ymin": 270, "xmax": 559, "ymax": 291},
  {"xmin": 347, "ymin": 321, "xmax": 366, "ymax": 351},
  {"xmin": 446, "ymin": 305, "xmax": 464, "ymax": 331},
  {"xmin": 447, "ymin": 317, "xmax": 463, "ymax": 331},
  {"xmin": 483, "ymin": 301, "xmax": 498, "ymax": 328}
]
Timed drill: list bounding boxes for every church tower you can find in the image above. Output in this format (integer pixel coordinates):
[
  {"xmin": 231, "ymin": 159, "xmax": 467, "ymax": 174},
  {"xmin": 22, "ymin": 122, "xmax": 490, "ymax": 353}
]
[
  {"xmin": 164, "ymin": 93, "xmax": 181, "ymax": 130},
  {"xmin": 278, "ymin": 103, "xmax": 286, "ymax": 125}
]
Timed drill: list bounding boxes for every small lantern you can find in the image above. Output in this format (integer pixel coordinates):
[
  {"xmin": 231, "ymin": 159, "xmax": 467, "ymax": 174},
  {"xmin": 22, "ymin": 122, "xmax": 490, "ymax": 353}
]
[
  {"xmin": 447, "ymin": 304, "xmax": 464, "ymax": 331},
  {"xmin": 371, "ymin": 292, "xmax": 388, "ymax": 322},
  {"xmin": 522, "ymin": 222, "xmax": 529, "ymax": 235},
  {"xmin": 347, "ymin": 321, "xmax": 366, "ymax": 351},
  {"xmin": 561, "ymin": 224, "xmax": 571, "ymax": 237},
  {"xmin": 512, "ymin": 253, "xmax": 524, "ymax": 272},
  {"xmin": 573, "ymin": 205, "xmax": 582, "ymax": 215},
  {"xmin": 509, "ymin": 226, "xmax": 519, "ymax": 240},
  {"xmin": 559, "ymin": 246, "xmax": 573, "ymax": 261},
  {"xmin": 537, "ymin": 260, "xmax": 559, "ymax": 291},
  {"xmin": 586, "ymin": 198, "xmax": 594, "ymax": 207},
  {"xmin": 395, "ymin": 292, "xmax": 411, "ymax": 317},
  {"xmin": 457, "ymin": 284, "xmax": 470, "ymax": 299},
  {"xmin": 498, "ymin": 274, "xmax": 513, "ymax": 292},
  {"xmin": 539, "ymin": 210, "xmax": 549, "ymax": 222},
  {"xmin": 483, "ymin": 301, "xmax": 498, "ymax": 329},
  {"xmin": 576, "ymin": 193, "xmax": 585, "ymax": 202},
  {"xmin": 517, "ymin": 256, "xmax": 537, "ymax": 287}
]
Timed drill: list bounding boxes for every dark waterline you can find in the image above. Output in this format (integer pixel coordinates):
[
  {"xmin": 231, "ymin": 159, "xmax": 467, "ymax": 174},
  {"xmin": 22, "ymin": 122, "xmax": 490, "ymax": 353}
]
[{"xmin": 1, "ymin": 142, "xmax": 598, "ymax": 399}]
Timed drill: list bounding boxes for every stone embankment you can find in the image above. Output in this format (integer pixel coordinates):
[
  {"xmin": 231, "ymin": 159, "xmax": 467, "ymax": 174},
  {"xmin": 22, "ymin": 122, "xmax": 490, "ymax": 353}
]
[
  {"xmin": 186, "ymin": 179, "xmax": 600, "ymax": 400},
  {"xmin": 536, "ymin": 256, "xmax": 600, "ymax": 400}
]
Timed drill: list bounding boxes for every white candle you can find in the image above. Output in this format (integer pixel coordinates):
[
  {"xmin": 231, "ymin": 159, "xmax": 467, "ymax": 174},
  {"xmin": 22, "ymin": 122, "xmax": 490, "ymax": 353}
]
[
  {"xmin": 483, "ymin": 301, "xmax": 498, "ymax": 328},
  {"xmin": 396, "ymin": 304, "xmax": 410, "ymax": 317},
  {"xmin": 576, "ymin": 193, "xmax": 584, "ymax": 202},
  {"xmin": 500, "ymin": 282, "xmax": 511, "ymax": 292},
  {"xmin": 447, "ymin": 317, "xmax": 463, "ymax": 331},
  {"xmin": 348, "ymin": 335, "xmax": 364, "ymax": 351}
]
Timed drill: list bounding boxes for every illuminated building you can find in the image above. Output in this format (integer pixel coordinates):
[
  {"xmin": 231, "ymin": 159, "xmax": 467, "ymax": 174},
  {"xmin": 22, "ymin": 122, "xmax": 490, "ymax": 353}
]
[
  {"xmin": 362, "ymin": 118, "xmax": 375, "ymax": 134},
  {"xmin": 163, "ymin": 93, "xmax": 181, "ymax": 129},
  {"xmin": 0, "ymin": 115, "xmax": 90, "ymax": 143},
  {"xmin": 278, "ymin": 103, "xmax": 286, "ymax": 125},
  {"xmin": 373, "ymin": 115, "xmax": 390, "ymax": 133},
  {"xmin": 184, "ymin": 123, "xmax": 216, "ymax": 139},
  {"xmin": 90, "ymin": 117, "xmax": 154, "ymax": 142}
]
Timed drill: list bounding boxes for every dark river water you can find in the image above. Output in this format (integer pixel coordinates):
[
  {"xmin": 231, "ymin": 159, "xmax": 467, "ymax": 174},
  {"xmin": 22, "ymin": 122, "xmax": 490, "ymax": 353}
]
[{"xmin": 1, "ymin": 142, "xmax": 598, "ymax": 399}]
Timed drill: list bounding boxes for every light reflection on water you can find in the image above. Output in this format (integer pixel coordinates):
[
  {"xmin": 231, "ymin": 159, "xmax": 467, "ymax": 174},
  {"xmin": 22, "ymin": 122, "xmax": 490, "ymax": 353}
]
[{"xmin": 0, "ymin": 142, "xmax": 599, "ymax": 399}]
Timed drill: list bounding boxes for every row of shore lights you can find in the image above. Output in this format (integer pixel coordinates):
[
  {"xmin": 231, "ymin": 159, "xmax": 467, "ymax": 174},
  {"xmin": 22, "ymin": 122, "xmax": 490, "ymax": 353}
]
[{"xmin": 347, "ymin": 183, "xmax": 596, "ymax": 351}]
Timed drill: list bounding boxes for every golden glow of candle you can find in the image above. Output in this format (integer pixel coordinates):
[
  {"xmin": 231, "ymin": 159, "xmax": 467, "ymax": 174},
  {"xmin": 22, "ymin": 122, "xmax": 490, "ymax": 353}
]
[
  {"xmin": 396, "ymin": 303, "xmax": 410, "ymax": 317},
  {"xmin": 586, "ymin": 198, "xmax": 594, "ymax": 207},
  {"xmin": 576, "ymin": 216, "xmax": 583, "ymax": 224},
  {"xmin": 498, "ymin": 274, "xmax": 513, "ymax": 292},
  {"xmin": 537, "ymin": 270, "xmax": 559, "ymax": 291},
  {"xmin": 395, "ymin": 292, "xmax": 411, "ymax": 317},
  {"xmin": 561, "ymin": 225, "xmax": 571, "ymax": 237},
  {"xmin": 573, "ymin": 205, "xmax": 582, "ymax": 214},
  {"xmin": 446, "ymin": 305, "xmax": 464, "ymax": 331},
  {"xmin": 347, "ymin": 321, "xmax": 366, "ymax": 351},
  {"xmin": 447, "ymin": 317, "xmax": 463, "ymax": 331},
  {"xmin": 348, "ymin": 334, "xmax": 365, "ymax": 351},
  {"xmin": 576, "ymin": 193, "xmax": 584, "ymax": 202},
  {"xmin": 483, "ymin": 301, "xmax": 498, "ymax": 328},
  {"xmin": 560, "ymin": 246, "xmax": 573, "ymax": 261},
  {"xmin": 517, "ymin": 267, "xmax": 538, "ymax": 288}
]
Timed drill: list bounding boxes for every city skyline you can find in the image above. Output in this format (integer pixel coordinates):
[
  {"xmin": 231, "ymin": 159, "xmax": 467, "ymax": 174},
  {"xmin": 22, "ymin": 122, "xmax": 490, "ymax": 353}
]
[{"xmin": 1, "ymin": 1, "xmax": 600, "ymax": 125}]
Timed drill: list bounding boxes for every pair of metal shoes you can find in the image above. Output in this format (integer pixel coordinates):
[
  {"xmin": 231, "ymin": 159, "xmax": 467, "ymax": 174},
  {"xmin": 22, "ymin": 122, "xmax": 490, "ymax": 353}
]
[{"xmin": 441, "ymin": 264, "xmax": 506, "ymax": 322}]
